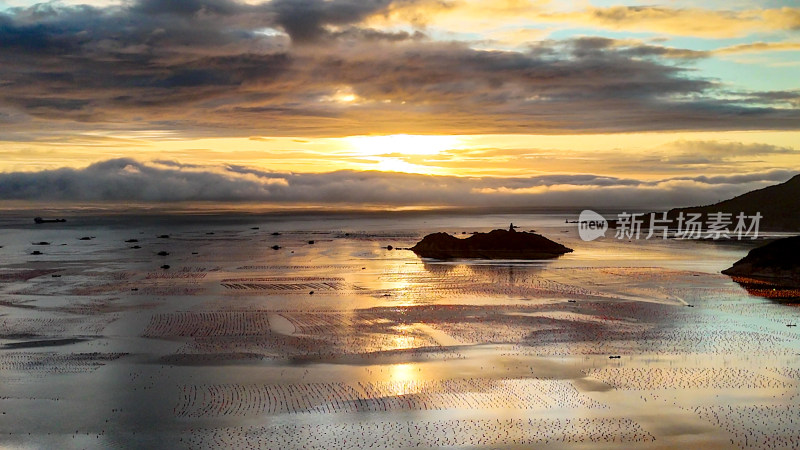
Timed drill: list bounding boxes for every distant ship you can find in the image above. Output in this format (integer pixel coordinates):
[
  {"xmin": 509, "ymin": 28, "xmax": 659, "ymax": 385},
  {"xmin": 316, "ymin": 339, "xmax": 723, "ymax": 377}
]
[{"xmin": 33, "ymin": 217, "xmax": 66, "ymax": 224}]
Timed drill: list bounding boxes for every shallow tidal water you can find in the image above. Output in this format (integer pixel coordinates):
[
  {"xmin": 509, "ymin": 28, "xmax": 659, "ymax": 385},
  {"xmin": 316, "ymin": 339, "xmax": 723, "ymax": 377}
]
[{"xmin": 0, "ymin": 211, "xmax": 799, "ymax": 449}]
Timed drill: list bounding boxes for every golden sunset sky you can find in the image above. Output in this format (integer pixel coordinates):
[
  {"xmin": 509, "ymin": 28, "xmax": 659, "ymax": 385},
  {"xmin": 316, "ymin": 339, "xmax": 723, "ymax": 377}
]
[{"xmin": 0, "ymin": 0, "xmax": 798, "ymax": 207}]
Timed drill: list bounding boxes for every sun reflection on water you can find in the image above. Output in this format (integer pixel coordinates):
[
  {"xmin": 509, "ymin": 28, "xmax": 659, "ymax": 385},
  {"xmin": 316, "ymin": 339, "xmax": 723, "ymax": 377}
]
[
  {"xmin": 388, "ymin": 363, "xmax": 422, "ymax": 396},
  {"xmin": 390, "ymin": 324, "xmax": 417, "ymax": 351}
]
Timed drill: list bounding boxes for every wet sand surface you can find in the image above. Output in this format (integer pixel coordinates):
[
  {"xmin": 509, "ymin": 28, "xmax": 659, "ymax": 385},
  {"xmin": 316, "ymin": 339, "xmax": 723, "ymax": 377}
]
[{"xmin": 0, "ymin": 213, "xmax": 798, "ymax": 449}]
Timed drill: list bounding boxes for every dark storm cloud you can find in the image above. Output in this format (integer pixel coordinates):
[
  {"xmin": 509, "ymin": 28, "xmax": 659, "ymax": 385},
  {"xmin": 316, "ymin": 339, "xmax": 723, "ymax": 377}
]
[
  {"xmin": 0, "ymin": 158, "xmax": 794, "ymax": 208},
  {"xmin": 0, "ymin": 0, "xmax": 798, "ymax": 136},
  {"xmin": 568, "ymin": 37, "xmax": 709, "ymax": 59},
  {"xmin": 330, "ymin": 27, "xmax": 427, "ymax": 42},
  {"xmin": 132, "ymin": 0, "xmax": 245, "ymax": 17},
  {"xmin": 744, "ymin": 90, "xmax": 800, "ymax": 108},
  {"xmin": 268, "ymin": 0, "xmax": 403, "ymax": 43},
  {"xmin": 17, "ymin": 97, "xmax": 91, "ymax": 112}
]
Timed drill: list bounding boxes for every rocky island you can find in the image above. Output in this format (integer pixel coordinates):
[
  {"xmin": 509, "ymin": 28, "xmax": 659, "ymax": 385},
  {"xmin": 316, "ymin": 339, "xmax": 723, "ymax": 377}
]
[
  {"xmin": 722, "ymin": 235, "xmax": 800, "ymax": 299},
  {"xmin": 411, "ymin": 225, "xmax": 573, "ymax": 260}
]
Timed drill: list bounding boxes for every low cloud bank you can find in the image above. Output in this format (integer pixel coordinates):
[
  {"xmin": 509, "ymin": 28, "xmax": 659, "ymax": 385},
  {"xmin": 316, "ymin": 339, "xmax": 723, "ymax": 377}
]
[{"xmin": 0, "ymin": 158, "xmax": 795, "ymax": 209}]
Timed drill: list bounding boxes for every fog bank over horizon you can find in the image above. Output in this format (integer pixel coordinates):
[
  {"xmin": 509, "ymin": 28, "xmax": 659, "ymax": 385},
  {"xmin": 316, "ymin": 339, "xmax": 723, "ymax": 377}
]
[{"xmin": 0, "ymin": 158, "xmax": 795, "ymax": 211}]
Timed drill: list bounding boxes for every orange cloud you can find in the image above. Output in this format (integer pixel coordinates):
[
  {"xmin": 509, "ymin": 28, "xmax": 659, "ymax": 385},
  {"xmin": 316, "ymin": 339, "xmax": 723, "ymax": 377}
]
[
  {"xmin": 541, "ymin": 6, "xmax": 800, "ymax": 38},
  {"xmin": 715, "ymin": 41, "xmax": 800, "ymax": 55},
  {"xmin": 378, "ymin": 3, "xmax": 800, "ymax": 39}
]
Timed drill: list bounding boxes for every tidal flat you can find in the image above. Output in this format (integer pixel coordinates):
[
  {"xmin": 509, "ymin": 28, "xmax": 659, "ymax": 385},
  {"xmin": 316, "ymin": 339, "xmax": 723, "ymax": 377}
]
[{"xmin": 0, "ymin": 212, "xmax": 798, "ymax": 449}]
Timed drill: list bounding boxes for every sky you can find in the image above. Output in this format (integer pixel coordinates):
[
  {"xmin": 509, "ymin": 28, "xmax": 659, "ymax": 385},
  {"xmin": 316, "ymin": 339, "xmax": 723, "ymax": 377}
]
[{"xmin": 0, "ymin": 0, "xmax": 798, "ymax": 208}]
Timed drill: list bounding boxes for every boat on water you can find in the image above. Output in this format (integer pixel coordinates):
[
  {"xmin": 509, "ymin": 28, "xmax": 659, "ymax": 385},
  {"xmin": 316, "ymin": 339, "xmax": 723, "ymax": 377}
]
[{"xmin": 33, "ymin": 217, "xmax": 67, "ymax": 224}]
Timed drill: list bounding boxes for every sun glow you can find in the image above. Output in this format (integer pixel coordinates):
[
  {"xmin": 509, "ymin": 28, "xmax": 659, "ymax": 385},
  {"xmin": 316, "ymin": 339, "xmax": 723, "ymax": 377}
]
[
  {"xmin": 340, "ymin": 134, "xmax": 464, "ymax": 175},
  {"xmin": 371, "ymin": 157, "xmax": 440, "ymax": 174},
  {"xmin": 344, "ymin": 134, "xmax": 463, "ymax": 156}
]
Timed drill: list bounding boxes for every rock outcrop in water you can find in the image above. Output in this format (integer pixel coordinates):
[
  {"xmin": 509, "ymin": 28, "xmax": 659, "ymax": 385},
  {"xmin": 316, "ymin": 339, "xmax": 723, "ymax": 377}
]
[
  {"xmin": 722, "ymin": 235, "xmax": 800, "ymax": 299},
  {"xmin": 411, "ymin": 227, "xmax": 572, "ymax": 259},
  {"xmin": 723, "ymin": 236, "xmax": 800, "ymax": 281}
]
